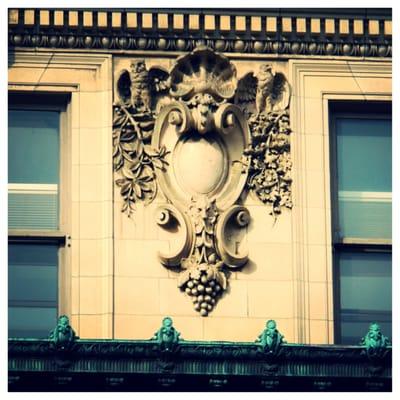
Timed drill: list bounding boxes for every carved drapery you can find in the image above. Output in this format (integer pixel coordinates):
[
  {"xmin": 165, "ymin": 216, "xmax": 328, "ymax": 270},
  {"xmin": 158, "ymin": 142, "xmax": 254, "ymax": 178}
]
[{"xmin": 113, "ymin": 47, "xmax": 292, "ymax": 315}]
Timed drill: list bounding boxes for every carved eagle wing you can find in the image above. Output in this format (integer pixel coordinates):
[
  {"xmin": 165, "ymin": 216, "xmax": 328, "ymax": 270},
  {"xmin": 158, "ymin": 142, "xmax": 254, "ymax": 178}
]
[
  {"xmin": 148, "ymin": 66, "xmax": 171, "ymax": 112},
  {"xmin": 234, "ymin": 72, "xmax": 258, "ymax": 104},
  {"xmin": 116, "ymin": 69, "xmax": 131, "ymax": 104},
  {"xmin": 270, "ymin": 72, "xmax": 291, "ymax": 112}
]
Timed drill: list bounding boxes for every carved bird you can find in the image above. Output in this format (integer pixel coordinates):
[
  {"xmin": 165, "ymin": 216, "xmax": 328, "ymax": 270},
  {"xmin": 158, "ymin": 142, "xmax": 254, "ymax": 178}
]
[
  {"xmin": 235, "ymin": 64, "xmax": 290, "ymax": 115},
  {"xmin": 255, "ymin": 64, "xmax": 275, "ymax": 114},
  {"xmin": 129, "ymin": 60, "xmax": 151, "ymax": 111},
  {"xmin": 116, "ymin": 60, "xmax": 170, "ymax": 112}
]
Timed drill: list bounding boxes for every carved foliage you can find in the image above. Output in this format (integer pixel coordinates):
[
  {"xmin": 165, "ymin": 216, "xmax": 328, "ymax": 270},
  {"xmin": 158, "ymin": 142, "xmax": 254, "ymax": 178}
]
[
  {"xmin": 113, "ymin": 60, "xmax": 170, "ymax": 216},
  {"xmin": 177, "ymin": 198, "xmax": 227, "ymax": 317},
  {"xmin": 256, "ymin": 320, "xmax": 286, "ymax": 355},
  {"xmin": 236, "ymin": 65, "xmax": 292, "ymax": 216},
  {"xmin": 151, "ymin": 317, "xmax": 181, "ymax": 353},
  {"xmin": 49, "ymin": 315, "xmax": 78, "ymax": 351},
  {"xmin": 361, "ymin": 322, "xmax": 391, "ymax": 373}
]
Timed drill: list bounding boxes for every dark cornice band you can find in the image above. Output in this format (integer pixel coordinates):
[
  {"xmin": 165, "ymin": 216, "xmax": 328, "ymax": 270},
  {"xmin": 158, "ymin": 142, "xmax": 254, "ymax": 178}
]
[{"xmin": 8, "ymin": 9, "xmax": 392, "ymax": 58}]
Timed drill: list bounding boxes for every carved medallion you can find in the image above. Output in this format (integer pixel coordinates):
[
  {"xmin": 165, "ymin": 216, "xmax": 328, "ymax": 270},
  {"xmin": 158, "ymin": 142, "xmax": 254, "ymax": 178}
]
[{"xmin": 113, "ymin": 47, "xmax": 292, "ymax": 315}]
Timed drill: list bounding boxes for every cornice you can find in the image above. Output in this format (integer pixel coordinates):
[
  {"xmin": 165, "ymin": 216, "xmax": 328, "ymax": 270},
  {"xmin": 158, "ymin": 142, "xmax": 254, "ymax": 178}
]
[
  {"xmin": 8, "ymin": 338, "xmax": 392, "ymax": 391},
  {"xmin": 8, "ymin": 9, "xmax": 392, "ymax": 58}
]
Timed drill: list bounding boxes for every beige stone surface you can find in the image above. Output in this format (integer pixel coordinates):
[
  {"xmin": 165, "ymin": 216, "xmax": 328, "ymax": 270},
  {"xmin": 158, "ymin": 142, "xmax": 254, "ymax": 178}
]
[
  {"xmin": 266, "ymin": 17, "xmax": 276, "ymax": 32},
  {"xmin": 204, "ymin": 15, "xmax": 215, "ymax": 30},
  {"xmin": 40, "ymin": 10, "xmax": 50, "ymax": 26},
  {"xmin": 71, "ymin": 201, "xmax": 80, "ymax": 239},
  {"xmin": 305, "ymin": 171, "xmax": 326, "ymax": 209},
  {"xmin": 79, "ymin": 239, "xmax": 110, "ymax": 276},
  {"xmin": 9, "ymin": 10, "xmax": 18, "ymax": 25},
  {"xmin": 115, "ymin": 239, "xmax": 169, "ymax": 278},
  {"xmin": 339, "ymin": 19, "xmax": 349, "ymax": 35},
  {"xmin": 127, "ymin": 13, "xmax": 137, "ymax": 28},
  {"xmin": 158, "ymin": 14, "xmax": 168, "ymax": 29},
  {"xmin": 384, "ymin": 20, "xmax": 392, "ymax": 35},
  {"xmin": 309, "ymin": 282, "xmax": 328, "ymax": 320},
  {"xmin": 239, "ymin": 243, "xmax": 293, "ymax": 281},
  {"xmin": 247, "ymin": 206, "xmax": 292, "ymax": 244},
  {"xmin": 325, "ymin": 19, "xmax": 334, "ymax": 34},
  {"xmin": 142, "ymin": 13, "xmax": 153, "ymax": 29},
  {"xmin": 235, "ymin": 16, "xmax": 246, "ymax": 31},
  {"xmin": 251, "ymin": 16, "xmax": 261, "ymax": 32},
  {"xmin": 368, "ymin": 20, "xmax": 379, "ymax": 35},
  {"xmin": 173, "ymin": 14, "xmax": 184, "ymax": 30},
  {"xmin": 112, "ymin": 12, "xmax": 121, "ymax": 28},
  {"xmin": 282, "ymin": 17, "xmax": 292, "ymax": 33},
  {"xmin": 24, "ymin": 10, "xmax": 34, "ymax": 25},
  {"xmin": 307, "ymin": 245, "xmax": 329, "ymax": 282},
  {"xmin": 311, "ymin": 18, "xmax": 320, "ymax": 34},
  {"xmin": 189, "ymin": 15, "xmax": 199, "ymax": 30},
  {"xmin": 80, "ymin": 201, "xmax": 112, "ymax": 239},
  {"xmin": 306, "ymin": 207, "xmax": 328, "ymax": 245},
  {"xmin": 203, "ymin": 317, "xmax": 294, "ymax": 342},
  {"xmin": 83, "ymin": 11, "xmax": 93, "ymax": 27},
  {"xmin": 54, "ymin": 11, "xmax": 63, "ymax": 26},
  {"xmin": 115, "ymin": 277, "xmax": 159, "ymax": 315},
  {"xmin": 296, "ymin": 18, "xmax": 306, "ymax": 33},
  {"xmin": 248, "ymin": 281, "xmax": 294, "ymax": 319},
  {"xmin": 309, "ymin": 320, "xmax": 329, "ymax": 344},
  {"xmin": 353, "ymin": 19, "xmax": 363, "ymax": 35},
  {"xmin": 71, "ymin": 239, "xmax": 80, "ymax": 278},
  {"xmin": 71, "ymin": 277, "xmax": 80, "ymax": 315},
  {"xmin": 159, "ymin": 279, "xmax": 199, "ymax": 316},
  {"xmin": 69, "ymin": 11, "xmax": 78, "ymax": 26},
  {"xmin": 114, "ymin": 315, "xmax": 164, "ymax": 339},
  {"xmin": 220, "ymin": 16, "xmax": 231, "ymax": 31},
  {"xmin": 210, "ymin": 280, "xmax": 248, "ymax": 318},
  {"xmin": 79, "ymin": 277, "xmax": 104, "ymax": 314},
  {"xmin": 79, "ymin": 314, "xmax": 108, "ymax": 338}
]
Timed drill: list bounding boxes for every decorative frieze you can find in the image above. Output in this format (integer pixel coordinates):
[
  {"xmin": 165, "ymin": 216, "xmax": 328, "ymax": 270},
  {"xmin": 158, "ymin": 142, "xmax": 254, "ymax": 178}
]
[{"xmin": 8, "ymin": 9, "xmax": 392, "ymax": 58}]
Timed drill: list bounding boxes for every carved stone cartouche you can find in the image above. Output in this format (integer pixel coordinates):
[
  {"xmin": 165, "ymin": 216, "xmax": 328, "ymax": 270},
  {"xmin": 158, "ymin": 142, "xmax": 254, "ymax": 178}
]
[{"xmin": 113, "ymin": 47, "xmax": 292, "ymax": 315}]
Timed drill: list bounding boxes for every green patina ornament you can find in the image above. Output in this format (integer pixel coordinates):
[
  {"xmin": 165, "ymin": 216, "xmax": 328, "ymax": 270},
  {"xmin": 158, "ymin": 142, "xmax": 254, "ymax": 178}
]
[
  {"xmin": 256, "ymin": 320, "xmax": 285, "ymax": 354},
  {"xmin": 49, "ymin": 315, "xmax": 78, "ymax": 349},
  {"xmin": 152, "ymin": 317, "xmax": 181, "ymax": 352},
  {"xmin": 361, "ymin": 323, "xmax": 390, "ymax": 353}
]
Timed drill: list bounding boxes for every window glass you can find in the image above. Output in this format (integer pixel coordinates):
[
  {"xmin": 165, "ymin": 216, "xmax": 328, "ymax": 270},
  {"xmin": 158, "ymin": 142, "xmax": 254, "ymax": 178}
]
[
  {"xmin": 8, "ymin": 307, "xmax": 58, "ymax": 339},
  {"xmin": 8, "ymin": 110, "xmax": 60, "ymax": 230},
  {"xmin": 8, "ymin": 110, "xmax": 60, "ymax": 184},
  {"xmin": 8, "ymin": 243, "xmax": 58, "ymax": 338},
  {"xmin": 339, "ymin": 251, "xmax": 391, "ymax": 312},
  {"xmin": 336, "ymin": 117, "xmax": 391, "ymax": 238}
]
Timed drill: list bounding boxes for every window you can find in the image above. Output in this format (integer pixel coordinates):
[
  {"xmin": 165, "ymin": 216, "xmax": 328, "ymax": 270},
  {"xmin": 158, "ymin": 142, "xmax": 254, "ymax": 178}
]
[
  {"xmin": 330, "ymin": 101, "xmax": 392, "ymax": 345},
  {"xmin": 8, "ymin": 93, "xmax": 68, "ymax": 338}
]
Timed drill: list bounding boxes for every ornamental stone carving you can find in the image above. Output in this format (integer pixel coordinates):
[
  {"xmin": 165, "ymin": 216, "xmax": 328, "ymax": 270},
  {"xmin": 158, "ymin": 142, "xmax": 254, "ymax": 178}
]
[{"xmin": 113, "ymin": 47, "xmax": 292, "ymax": 315}]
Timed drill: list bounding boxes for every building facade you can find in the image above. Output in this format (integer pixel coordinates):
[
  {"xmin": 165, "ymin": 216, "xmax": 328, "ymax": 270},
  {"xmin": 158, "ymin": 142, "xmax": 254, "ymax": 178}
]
[{"xmin": 8, "ymin": 8, "xmax": 392, "ymax": 391}]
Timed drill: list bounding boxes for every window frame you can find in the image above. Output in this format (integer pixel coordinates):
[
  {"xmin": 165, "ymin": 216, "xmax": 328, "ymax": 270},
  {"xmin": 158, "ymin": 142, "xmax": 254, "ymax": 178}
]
[
  {"xmin": 328, "ymin": 101, "xmax": 392, "ymax": 344},
  {"xmin": 8, "ymin": 92, "xmax": 72, "ymax": 336}
]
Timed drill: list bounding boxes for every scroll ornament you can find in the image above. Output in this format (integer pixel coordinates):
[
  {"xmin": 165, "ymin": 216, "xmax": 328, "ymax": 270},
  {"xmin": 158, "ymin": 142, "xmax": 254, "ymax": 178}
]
[{"xmin": 113, "ymin": 47, "xmax": 292, "ymax": 315}]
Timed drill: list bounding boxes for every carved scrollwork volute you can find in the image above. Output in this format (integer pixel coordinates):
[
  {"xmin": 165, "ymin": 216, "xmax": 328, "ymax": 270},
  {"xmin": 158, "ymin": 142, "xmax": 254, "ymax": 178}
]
[
  {"xmin": 155, "ymin": 204, "xmax": 193, "ymax": 268},
  {"xmin": 150, "ymin": 47, "xmax": 252, "ymax": 315}
]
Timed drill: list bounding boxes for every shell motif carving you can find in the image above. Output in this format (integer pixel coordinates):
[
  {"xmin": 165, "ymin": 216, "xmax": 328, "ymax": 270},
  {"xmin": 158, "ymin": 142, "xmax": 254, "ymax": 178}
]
[{"xmin": 113, "ymin": 47, "xmax": 292, "ymax": 315}]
